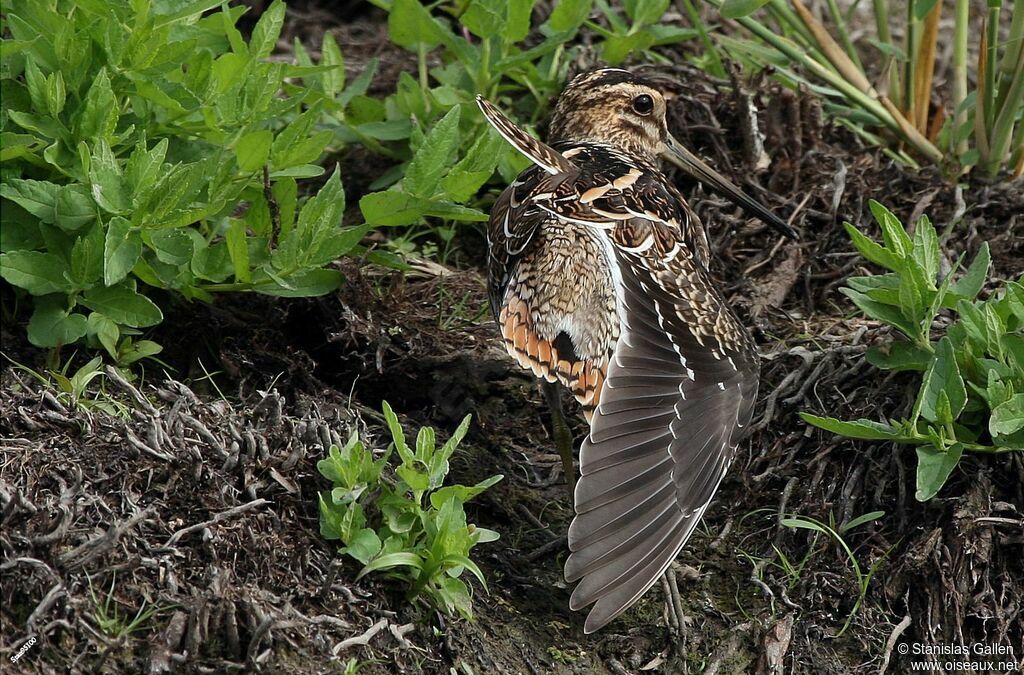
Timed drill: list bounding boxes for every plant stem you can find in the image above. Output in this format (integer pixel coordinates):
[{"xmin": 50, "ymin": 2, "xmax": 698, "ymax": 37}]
[
  {"xmin": 994, "ymin": 0, "xmax": 1024, "ymax": 114},
  {"xmin": 824, "ymin": 0, "xmax": 864, "ymax": 71},
  {"xmin": 913, "ymin": 0, "xmax": 941, "ymax": 133},
  {"xmin": 871, "ymin": 0, "xmax": 891, "ymax": 44},
  {"xmin": 985, "ymin": 46, "xmax": 1024, "ymax": 176},
  {"xmin": 769, "ymin": 0, "xmax": 815, "ymax": 44},
  {"xmin": 677, "ymin": 0, "xmax": 727, "ymax": 79},
  {"xmin": 904, "ymin": 0, "xmax": 917, "ymax": 120},
  {"xmin": 951, "ymin": 0, "xmax": 969, "ymax": 160},
  {"xmin": 984, "ymin": 4, "xmax": 1001, "ymax": 133},
  {"xmin": 871, "ymin": 0, "xmax": 900, "ymax": 109}
]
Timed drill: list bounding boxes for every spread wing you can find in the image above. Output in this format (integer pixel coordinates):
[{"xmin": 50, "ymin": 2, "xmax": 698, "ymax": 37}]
[
  {"xmin": 521, "ymin": 147, "xmax": 760, "ymax": 634},
  {"xmin": 564, "ymin": 240, "xmax": 758, "ymax": 633}
]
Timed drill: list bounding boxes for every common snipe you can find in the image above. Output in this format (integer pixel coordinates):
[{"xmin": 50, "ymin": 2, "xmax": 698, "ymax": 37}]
[{"xmin": 478, "ymin": 69, "xmax": 795, "ymax": 633}]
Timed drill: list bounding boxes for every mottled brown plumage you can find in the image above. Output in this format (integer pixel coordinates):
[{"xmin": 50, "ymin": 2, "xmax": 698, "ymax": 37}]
[{"xmin": 478, "ymin": 69, "xmax": 792, "ymax": 633}]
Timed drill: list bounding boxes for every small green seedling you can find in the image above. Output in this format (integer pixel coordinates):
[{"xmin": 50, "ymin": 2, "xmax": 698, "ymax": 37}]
[{"xmin": 318, "ymin": 402, "xmax": 502, "ymax": 620}]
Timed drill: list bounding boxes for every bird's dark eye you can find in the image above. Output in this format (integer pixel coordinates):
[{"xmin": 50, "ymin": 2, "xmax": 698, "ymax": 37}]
[{"xmin": 632, "ymin": 94, "xmax": 654, "ymax": 115}]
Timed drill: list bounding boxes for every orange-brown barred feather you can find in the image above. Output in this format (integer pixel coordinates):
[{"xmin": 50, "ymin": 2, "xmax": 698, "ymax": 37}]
[{"xmin": 499, "ymin": 295, "xmax": 609, "ymax": 415}]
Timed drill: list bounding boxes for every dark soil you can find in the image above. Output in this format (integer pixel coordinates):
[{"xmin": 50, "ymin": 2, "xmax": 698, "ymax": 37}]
[{"xmin": 2, "ymin": 4, "xmax": 1023, "ymax": 675}]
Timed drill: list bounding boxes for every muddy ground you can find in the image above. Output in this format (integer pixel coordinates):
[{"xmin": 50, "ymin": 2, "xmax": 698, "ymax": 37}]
[{"xmin": 2, "ymin": 3, "xmax": 1023, "ymax": 674}]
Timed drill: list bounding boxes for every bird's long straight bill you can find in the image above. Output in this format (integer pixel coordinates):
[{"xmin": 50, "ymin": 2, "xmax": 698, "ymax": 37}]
[{"xmin": 661, "ymin": 136, "xmax": 797, "ymax": 239}]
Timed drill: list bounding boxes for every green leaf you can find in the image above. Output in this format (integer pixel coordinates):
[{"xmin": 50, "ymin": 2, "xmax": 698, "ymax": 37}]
[
  {"xmin": 24, "ymin": 58, "xmax": 48, "ymax": 113},
  {"xmin": 896, "ymin": 259, "xmax": 926, "ymax": 328},
  {"xmin": 87, "ymin": 312, "xmax": 120, "ymax": 358},
  {"xmin": 602, "ymin": 30, "xmax": 657, "ymax": 65},
  {"xmin": 461, "ymin": 0, "xmax": 505, "ymax": 39},
  {"xmin": 234, "ymin": 130, "xmax": 273, "ymax": 172},
  {"xmin": 359, "ymin": 191, "xmax": 488, "ymax": 226},
  {"xmin": 910, "ymin": 216, "xmax": 939, "ymax": 282},
  {"xmin": 68, "ymin": 221, "xmax": 104, "ymax": 289},
  {"xmin": 271, "ymin": 104, "xmax": 330, "ymax": 169},
  {"xmin": 80, "ymin": 284, "xmax": 163, "ymax": 328},
  {"xmin": 991, "ymin": 394, "xmax": 1024, "ymax": 438},
  {"xmin": 27, "ymin": 297, "xmax": 88, "ymax": 347},
  {"xmin": 0, "ymin": 179, "xmax": 94, "ymax": 231},
  {"xmin": 471, "ymin": 526, "xmax": 500, "ymax": 543},
  {"xmin": 843, "ymin": 223, "xmax": 900, "ymax": 272},
  {"xmin": 720, "ymin": 0, "xmax": 773, "ymax": 18},
  {"xmin": 918, "ymin": 336, "xmax": 967, "ymax": 423},
  {"xmin": 388, "ymin": 0, "xmax": 445, "ymax": 49},
  {"xmin": 117, "ymin": 338, "xmax": 163, "ymax": 365},
  {"xmin": 319, "ymin": 32, "xmax": 345, "ymax": 98},
  {"xmin": 397, "ymin": 464, "xmax": 430, "ymax": 494},
  {"xmin": 103, "ymin": 217, "xmax": 142, "ymax": 286},
  {"xmin": 1, "ymin": 203, "xmax": 45, "ymax": 252},
  {"xmin": 441, "ymin": 553, "xmax": 488, "ymax": 590},
  {"xmin": 544, "ymin": 0, "xmax": 592, "ymax": 33},
  {"xmin": 435, "ymin": 576, "xmax": 473, "ymax": 619},
  {"xmin": 318, "ymin": 494, "xmax": 348, "ymax": 540},
  {"xmin": 800, "ymin": 413, "xmax": 903, "ymax": 440},
  {"xmin": 0, "ymin": 250, "xmax": 72, "ymax": 295},
  {"xmin": 840, "ymin": 288, "xmax": 919, "ymax": 338},
  {"xmin": 382, "ymin": 401, "xmax": 413, "ymax": 465},
  {"xmin": 253, "ymin": 268, "xmax": 342, "ymax": 297},
  {"xmin": 915, "ymin": 443, "xmax": 963, "ymax": 501},
  {"xmin": 125, "ymin": 138, "xmax": 169, "ymax": 198},
  {"xmin": 429, "ymin": 475, "xmax": 504, "ymax": 509},
  {"xmin": 89, "ymin": 139, "xmax": 129, "ymax": 214},
  {"xmin": 0, "ymin": 132, "xmax": 41, "ymax": 163},
  {"xmin": 504, "ymin": 0, "xmax": 536, "ymax": 42},
  {"xmin": 956, "ymin": 299, "xmax": 988, "ymax": 348},
  {"xmin": 841, "ymin": 511, "xmax": 885, "ymax": 533},
  {"xmin": 625, "ymin": 0, "xmax": 671, "ymax": 24},
  {"xmin": 297, "ymin": 167, "xmax": 345, "ymax": 236},
  {"xmin": 225, "ymin": 219, "xmax": 250, "ymax": 283},
  {"xmin": 77, "ymin": 68, "xmax": 117, "ymax": 140},
  {"xmin": 148, "ymin": 229, "xmax": 196, "ymax": 267},
  {"xmin": 934, "ymin": 390, "xmax": 954, "ymax": 426},
  {"xmin": 949, "ymin": 242, "xmax": 990, "ymax": 301},
  {"xmin": 404, "ymin": 106, "xmax": 462, "ymax": 198},
  {"xmin": 249, "ymin": 0, "xmax": 286, "ymax": 60},
  {"xmin": 865, "ymin": 342, "xmax": 932, "ymax": 371},
  {"xmin": 341, "ymin": 528, "xmax": 382, "ymax": 565},
  {"xmin": 868, "ymin": 200, "xmax": 912, "ymax": 260},
  {"xmin": 45, "ymin": 71, "xmax": 66, "ymax": 119},
  {"xmin": 357, "ymin": 552, "xmax": 424, "ymax": 580},
  {"xmin": 780, "ymin": 517, "xmax": 830, "ymax": 534}
]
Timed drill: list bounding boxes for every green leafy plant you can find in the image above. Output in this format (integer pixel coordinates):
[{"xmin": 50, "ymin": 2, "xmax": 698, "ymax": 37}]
[
  {"xmin": 802, "ymin": 200, "xmax": 1024, "ymax": 500},
  {"xmin": 351, "ymin": 0, "xmax": 700, "ymax": 231},
  {"xmin": 588, "ymin": 0, "xmax": 698, "ymax": 65},
  {"xmin": 5, "ymin": 352, "xmax": 133, "ymax": 416},
  {"xmin": 780, "ymin": 511, "xmax": 888, "ymax": 636},
  {"xmin": 0, "ymin": 0, "xmax": 366, "ymax": 355},
  {"xmin": 709, "ymin": 0, "xmax": 1024, "ymax": 176},
  {"xmin": 318, "ymin": 402, "xmax": 502, "ymax": 620},
  {"xmin": 349, "ymin": 0, "xmax": 590, "ymax": 231}
]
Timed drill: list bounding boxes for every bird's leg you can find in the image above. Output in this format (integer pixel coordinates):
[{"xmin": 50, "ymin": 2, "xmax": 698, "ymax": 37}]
[
  {"xmin": 662, "ymin": 563, "xmax": 690, "ymax": 636},
  {"xmin": 541, "ymin": 380, "xmax": 576, "ymax": 495}
]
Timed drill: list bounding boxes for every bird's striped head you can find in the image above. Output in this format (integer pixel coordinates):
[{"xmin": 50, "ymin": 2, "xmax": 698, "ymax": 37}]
[
  {"xmin": 549, "ymin": 68, "xmax": 798, "ymax": 239},
  {"xmin": 549, "ymin": 69, "xmax": 670, "ymax": 162}
]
